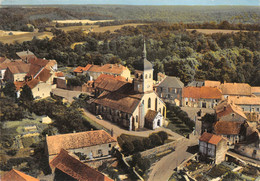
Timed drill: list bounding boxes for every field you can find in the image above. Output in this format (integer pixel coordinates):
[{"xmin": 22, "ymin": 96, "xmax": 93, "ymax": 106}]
[
  {"xmin": 56, "ymin": 23, "xmax": 146, "ymax": 33},
  {"xmin": 186, "ymin": 29, "xmax": 248, "ymax": 34},
  {"xmin": 53, "ymin": 19, "xmax": 114, "ymax": 24},
  {"xmin": 0, "ymin": 23, "xmax": 145, "ymax": 44},
  {"xmin": 0, "ymin": 31, "xmax": 53, "ymax": 44}
]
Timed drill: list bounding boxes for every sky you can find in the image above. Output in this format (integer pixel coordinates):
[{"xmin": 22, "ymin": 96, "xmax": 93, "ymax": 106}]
[{"xmin": 1, "ymin": 0, "xmax": 259, "ymax": 5}]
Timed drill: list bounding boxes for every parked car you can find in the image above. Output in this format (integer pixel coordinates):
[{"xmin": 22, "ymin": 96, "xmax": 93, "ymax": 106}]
[{"xmin": 96, "ymin": 115, "xmax": 102, "ymax": 120}]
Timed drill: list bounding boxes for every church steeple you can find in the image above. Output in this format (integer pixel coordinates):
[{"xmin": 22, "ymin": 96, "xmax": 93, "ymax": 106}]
[{"xmin": 143, "ymin": 39, "xmax": 147, "ymax": 59}]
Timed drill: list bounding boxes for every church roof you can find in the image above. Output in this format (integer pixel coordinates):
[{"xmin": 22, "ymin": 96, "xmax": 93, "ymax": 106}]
[{"xmin": 158, "ymin": 76, "xmax": 184, "ymax": 88}]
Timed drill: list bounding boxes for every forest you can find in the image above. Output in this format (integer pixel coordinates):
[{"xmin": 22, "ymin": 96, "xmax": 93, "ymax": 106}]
[
  {"xmin": 0, "ymin": 22, "xmax": 259, "ymax": 86},
  {"xmin": 0, "ymin": 5, "xmax": 260, "ymax": 31}
]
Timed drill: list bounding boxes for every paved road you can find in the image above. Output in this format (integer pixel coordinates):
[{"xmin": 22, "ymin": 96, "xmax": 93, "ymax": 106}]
[
  {"xmin": 83, "ymin": 109, "xmax": 183, "ymax": 141},
  {"xmin": 148, "ymin": 136, "xmax": 198, "ymax": 181}
]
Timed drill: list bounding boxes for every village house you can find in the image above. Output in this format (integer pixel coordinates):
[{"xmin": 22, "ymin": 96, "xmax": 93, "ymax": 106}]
[
  {"xmin": 4, "ymin": 63, "xmax": 31, "ymax": 82},
  {"xmin": 46, "ymin": 130, "xmax": 117, "ymax": 161},
  {"xmin": 182, "ymin": 86, "xmax": 222, "ymax": 108},
  {"xmin": 0, "ymin": 60, "xmax": 25, "ymax": 80},
  {"xmin": 214, "ymin": 100, "xmax": 247, "ymax": 122},
  {"xmin": 219, "ymin": 82, "xmax": 252, "ymax": 98},
  {"xmin": 234, "ymin": 128, "xmax": 260, "ymax": 161},
  {"xmin": 252, "ymin": 87, "xmax": 260, "ymax": 97},
  {"xmin": 74, "ymin": 63, "xmax": 131, "ymax": 81},
  {"xmin": 92, "ymin": 42, "xmax": 166, "ymax": 131},
  {"xmin": 155, "ymin": 76, "xmax": 184, "ymax": 106},
  {"xmin": 1, "ymin": 169, "xmax": 39, "ymax": 181},
  {"xmin": 187, "ymin": 80, "xmax": 221, "ymax": 88},
  {"xmin": 213, "ymin": 120, "xmax": 246, "ymax": 145},
  {"xmin": 199, "ymin": 132, "xmax": 228, "ymax": 164},
  {"xmin": 16, "ymin": 50, "xmax": 37, "ymax": 63},
  {"xmin": 49, "ymin": 149, "xmax": 113, "ymax": 181},
  {"xmin": 227, "ymin": 96, "xmax": 260, "ymax": 114}
]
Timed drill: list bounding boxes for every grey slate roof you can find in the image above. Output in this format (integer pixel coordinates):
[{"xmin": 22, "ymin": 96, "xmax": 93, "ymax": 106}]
[
  {"xmin": 158, "ymin": 76, "xmax": 184, "ymax": 88},
  {"xmin": 187, "ymin": 80, "xmax": 204, "ymax": 87}
]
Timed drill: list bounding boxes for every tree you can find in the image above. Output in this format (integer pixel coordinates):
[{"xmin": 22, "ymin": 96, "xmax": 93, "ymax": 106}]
[
  {"xmin": 19, "ymin": 85, "xmax": 33, "ymax": 102},
  {"xmin": 149, "ymin": 134, "xmax": 162, "ymax": 147},
  {"xmin": 122, "ymin": 141, "xmax": 134, "ymax": 155},
  {"xmin": 2, "ymin": 81, "xmax": 17, "ymax": 100}
]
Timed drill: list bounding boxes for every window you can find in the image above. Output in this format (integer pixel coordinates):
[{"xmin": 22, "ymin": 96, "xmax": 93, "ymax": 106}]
[
  {"xmin": 148, "ymin": 98, "xmax": 151, "ymax": 108},
  {"xmin": 149, "ymin": 73, "xmax": 151, "ymax": 78},
  {"xmin": 257, "ymin": 108, "xmax": 259, "ymax": 112},
  {"xmin": 232, "ymin": 113, "xmax": 235, "ymax": 117},
  {"xmin": 109, "ymin": 144, "xmax": 111, "ymax": 148},
  {"xmin": 135, "ymin": 74, "xmax": 138, "ymax": 78},
  {"xmin": 202, "ymin": 102, "xmax": 206, "ymax": 108},
  {"xmin": 145, "ymin": 74, "xmax": 148, "ymax": 79},
  {"xmin": 98, "ymin": 149, "xmax": 102, "ymax": 155},
  {"xmin": 155, "ymin": 98, "xmax": 158, "ymax": 111},
  {"xmin": 252, "ymin": 108, "xmax": 255, "ymax": 112},
  {"xmin": 140, "ymin": 74, "xmax": 143, "ymax": 80},
  {"xmin": 38, "ymin": 88, "xmax": 39, "ymax": 91},
  {"xmin": 174, "ymin": 89, "xmax": 177, "ymax": 94}
]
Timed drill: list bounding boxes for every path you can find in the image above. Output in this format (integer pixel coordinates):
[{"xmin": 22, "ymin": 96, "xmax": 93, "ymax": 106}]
[
  {"xmin": 148, "ymin": 136, "xmax": 198, "ymax": 181},
  {"xmin": 83, "ymin": 109, "xmax": 183, "ymax": 140}
]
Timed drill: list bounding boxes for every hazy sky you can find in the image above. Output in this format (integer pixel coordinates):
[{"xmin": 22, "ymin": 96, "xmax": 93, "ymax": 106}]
[{"xmin": 1, "ymin": 0, "xmax": 260, "ymax": 5}]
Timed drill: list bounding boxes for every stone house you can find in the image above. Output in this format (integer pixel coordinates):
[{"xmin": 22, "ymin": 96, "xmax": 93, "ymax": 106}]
[
  {"xmin": 155, "ymin": 76, "xmax": 184, "ymax": 106},
  {"xmin": 46, "ymin": 130, "xmax": 117, "ymax": 161},
  {"xmin": 199, "ymin": 132, "xmax": 228, "ymax": 164},
  {"xmin": 213, "ymin": 120, "xmax": 246, "ymax": 145},
  {"xmin": 227, "ymin": 96, "xmax": 260, "ymax": 114},
  {"xmin": 182, "ymin": 86, "xmax": 222, "ymax": 108},
  {"xmin": 1, "ymin": 169, "xmax": 39, "ymax": 181},
  {"xmin": 49, "ymin": 149, "xmax": 113, "ymax": 181},
  {"xmin": 214, "ymin": 100, "xmax": 247, "ymax": 122},
  {"xmin": 4, "ymin": 64, "xmax": 30, "ymax": 82},
  {"xmin": 92, "ymin": 43, "xmax": 166, "ymax": 131}
]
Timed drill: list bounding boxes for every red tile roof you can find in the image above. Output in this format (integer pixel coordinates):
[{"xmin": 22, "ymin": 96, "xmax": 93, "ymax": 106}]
[
  {"xmin": 251, "ymin": 87, "xmax": 260, "ymax": 93},
  {"xmin": 227, "ymin": 96, "xmax": 260, "ymax": 105},
  {"xmin": 46, "ymin": 130, "xmax": 117, "ymax": 156},
  {"xmin": 215, "ymin": 101, "xmax": 247, "ymax": 119},
  {"xmin": 73, "ymin": 66, "xmax": 85, "ymax": 73},
  {"xmin": 95, "ymin": 74, "xmax": 129, "ymax": 84},
  {"xmin": 94, "ymin": 91, "xmax": 142, "ymax": 114},
  {"xmin": 6, "ymin": 64, "xmax": 30, "ymax": 74},
  {"xmin": 204, "ymin": 80, "xmax": 221, "ymax": 88},
  {"xmin": 28, "ymin": 58, "xmax": 49, "ymax": 67},
  {"xmin": 50, "ymin": 149, "xmax": 113, "ymax": 181},
  {"xmin": 182, "ymin": 86, "xmax": 222, "ymax": 99},
  {"xmin": 14, "ymin": 81, "xmax": 26, "ymax": 91},
  {"xmin": 1, "ymin": 169, "xmax": 39, "ymax": 181},
  {"xmin": 214, "ymin": 121, "xmax": 243, "ymax": 135},
  {"xmin": 55, "ymin": 71, "xmax": 64, "ymax": 77},
  {"xmin": 36, "ymin": 68, "xmax": 52, "ymax": 82},
  {"xmin": 88, "ymin": 64, "xmax": 128, "ymax": 74},
  {"xmin": 219, "ymin": 83, "xmax": 251, "ymax": 96},
  {"xmin": 199, "ymin": 132, "xmax": 223, "ymax": 145}
]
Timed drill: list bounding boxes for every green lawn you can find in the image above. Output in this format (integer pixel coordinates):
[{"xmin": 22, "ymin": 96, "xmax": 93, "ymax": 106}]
[{"xmin": 166, "ymin": 120, "xmax": 191, "ymax": 137}]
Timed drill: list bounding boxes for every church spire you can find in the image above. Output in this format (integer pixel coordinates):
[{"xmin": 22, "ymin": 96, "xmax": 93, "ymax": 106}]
[{"xmin": 142, "ymin": 38, "xmax": 147, "ymax": 59}]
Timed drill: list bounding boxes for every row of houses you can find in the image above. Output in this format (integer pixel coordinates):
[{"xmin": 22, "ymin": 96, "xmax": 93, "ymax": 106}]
[{"xmin": 0, "ymin": 50, "xmax": 64, "ymax": 99}]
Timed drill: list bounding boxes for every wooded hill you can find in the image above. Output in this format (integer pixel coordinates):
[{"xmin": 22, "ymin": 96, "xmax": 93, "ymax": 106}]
[{"xmin": 0, "ymin": 5, "xmax": 260, "ymax": 31}]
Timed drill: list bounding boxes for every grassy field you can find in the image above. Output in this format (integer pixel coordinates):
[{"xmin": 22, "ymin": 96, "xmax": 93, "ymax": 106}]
[
  {"xmin": 56, "ymin": 23, "xmax": 146, "ymax": 33},
  {"xmin": 53, "ymin": 19, "xmax": 114, "ymax": 24},
  {"xmin": 186, "ymin": 29, "xmax": 249, "ymax": 34},
  {"xmin": 0, "ymin": 31, "xmax": 53, "ymax": 44}
]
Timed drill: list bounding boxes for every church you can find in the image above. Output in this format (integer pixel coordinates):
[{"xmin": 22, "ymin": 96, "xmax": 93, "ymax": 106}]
[{"xmin": 92, "ymin": 41, "xmax": 166, "ymax": 131}]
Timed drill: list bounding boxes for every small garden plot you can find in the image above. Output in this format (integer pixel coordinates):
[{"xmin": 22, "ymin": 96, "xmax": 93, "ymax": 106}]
[
  {"xmin": 207, "ymin": 164, "xmax": 231, "ymax": 178},
  {"xmin": 241, "ymin": 165, "xmax": 259, "ymax": 178}
]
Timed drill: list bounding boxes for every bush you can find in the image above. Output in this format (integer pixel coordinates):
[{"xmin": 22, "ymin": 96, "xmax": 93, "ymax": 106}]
[
  {"xmin": 157, "ymin": 131, "xmax": 168, "ymax": 143},
  {"xmin": 132, "ymin": 139, "xmax": 144, "ymax": 152},
  {"xmin": 142, "ymin": 138, "xmax": 152, "ymax": 149},
  {"xmin": 149, "ymin": 134, "xmax": 163, "ymax": 147},
  {"xmin": 6, "ymin": 149, "xmax": 17, "ymax": 156},
  {"xmin": 122, "ymin": 141, "xmax": 134, "ymax": 155}
]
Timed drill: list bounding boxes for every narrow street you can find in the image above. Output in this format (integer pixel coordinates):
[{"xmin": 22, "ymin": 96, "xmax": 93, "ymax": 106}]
[{"xmin": 148, "ymin": 136, "xmax": 198, "ymax": 181}]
